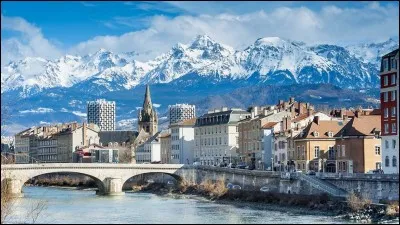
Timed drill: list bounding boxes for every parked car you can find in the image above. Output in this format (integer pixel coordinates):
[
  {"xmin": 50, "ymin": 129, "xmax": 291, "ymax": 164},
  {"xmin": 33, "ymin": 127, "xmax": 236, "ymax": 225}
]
[
  {"xmin": 237, "ymin": 162, "xmax": 246, "ymax": 169},
  {"xmin": 226, "ymin": 183, "xmax": 234, "ymax": 189},
  {"xmin": 193, "ymin": 162, "xmax": 201, "ymax": 166},
  {"xmin": 227, "ymin": 163, "xmax": 236, "ymax": 168},
  {"xmin": 260, "ymin": 186, "xmax": 269, "ymax": 192},
  {"xmin": 372, "ymin": 169, "xmax": 384, "ymax": 174},
  {"xmin": 307, "ymin": 170, "xmax": 316, "ymax": 175},
  {"xmin": 219, "ymin": 162, "xmax": 227, "ymax": 167},
  {"xmin": 247, "ymin": 165, "xmax": 255, "ymax": 170},
  {"xmin": 232, "ymin": 185, "xmax": 242, "ymax": 190}
]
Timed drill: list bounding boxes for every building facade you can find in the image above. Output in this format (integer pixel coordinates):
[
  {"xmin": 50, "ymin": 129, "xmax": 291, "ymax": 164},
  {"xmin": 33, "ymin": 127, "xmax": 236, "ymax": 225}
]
[
  {"xmin": 194, "ymin": 108, "xmax": 250, "ymax": 166},
  {"xmin": 135, "ymin": 132, "xmax": 161, "ymax": 163},
  {"xmin": 170, "ymin": 118, "xmax": 196, "ymax": 164},
  {"xmin": 169, "ymin": 104, "xmax": 196, "ymax": 125},
  {"xmin": 87, "ymin": 99, "xmax": 116, "ymax": 131},
  {"xmin": 159, "ymin": 130, "xmax": 171, "ymax": 164},
  {"xmin": 380, "ymin": 49, "xmax": 399, "ymax": 174},
  {"xmin": 138, "ymin": 85, "xmax": 158, "ymax": 136}
]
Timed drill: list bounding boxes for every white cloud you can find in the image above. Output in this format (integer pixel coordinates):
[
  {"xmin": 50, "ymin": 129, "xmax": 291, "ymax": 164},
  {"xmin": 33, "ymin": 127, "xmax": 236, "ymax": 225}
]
[
  {"xmin": 39, "ymin": 121, "xmax": 51, "ymax": 125},
  {"xmin": 1, "ymin": 14, "xmax": 62, "ymax": 67},
  {"xmin": 69, "ymin": 4, "xmax": 398, "ymax": 60},
  {"xmin": 1, "ymin": 3, "xmax": 398, "ymax": 64},
  {"xmin": 153, "ymin": 104, "xmax": 161, "ymax": 108},
  {"xmin": 19, "ymin": 107, "xmax": 54, "ymax": 114},
  {"xmin": 72, "ymin": 111, "xmax": 87, "ymax": 117}
]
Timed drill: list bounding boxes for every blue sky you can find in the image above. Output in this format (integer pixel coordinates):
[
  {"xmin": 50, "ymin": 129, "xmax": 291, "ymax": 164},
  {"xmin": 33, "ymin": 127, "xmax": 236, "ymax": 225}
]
[{"xmin": 1, "ymin": 1, "xmax": 399, "ymax": 65}]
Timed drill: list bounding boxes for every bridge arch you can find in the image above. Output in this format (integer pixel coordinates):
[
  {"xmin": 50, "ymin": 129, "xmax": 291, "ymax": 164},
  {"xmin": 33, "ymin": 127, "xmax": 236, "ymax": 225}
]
[
  {"xmin": 21, "ymin": 172, "xmax": 106, "ymax": 194},
  {"xmin": 122, "ymin": 172, "xmax": 183, "ymax": 189}
]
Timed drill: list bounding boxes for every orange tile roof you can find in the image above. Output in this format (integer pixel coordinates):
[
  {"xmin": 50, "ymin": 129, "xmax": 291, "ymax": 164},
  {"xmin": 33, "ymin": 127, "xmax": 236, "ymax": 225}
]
[
  {"xmin": 171, "ymin": 118, "xmax": 197, "ymax": 127},
  {"xmin": 341, "ymin": 115, "xmax": 381, "ymax": 136},
  {"xmin": 291, "ymin": 113, "xmax": 310, "ymax": 123},
  {"xmin": 262, "ymin": 122, "xmax": 279, "ymax": 129},
  {"xmin": 297, "ymin": 120, "xmax": 348, "ymax": 139}
]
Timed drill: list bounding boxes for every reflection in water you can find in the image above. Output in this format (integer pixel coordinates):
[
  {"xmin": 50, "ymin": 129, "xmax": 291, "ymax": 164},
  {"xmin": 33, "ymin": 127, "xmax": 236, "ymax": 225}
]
[{"xmin": 7, "ymin": 186, "xmax": 358, "ymax": 224}]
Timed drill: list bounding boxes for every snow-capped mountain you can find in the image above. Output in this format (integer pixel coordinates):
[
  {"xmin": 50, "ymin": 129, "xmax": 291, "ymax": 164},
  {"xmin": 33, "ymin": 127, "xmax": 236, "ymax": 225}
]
[
  {"xmin": 1, "ymin": 35, "xmax": 398, "ymax": 98},
  {"xmin": 346, "ymin": 37, "xmax": 399, "ymax": 65}
]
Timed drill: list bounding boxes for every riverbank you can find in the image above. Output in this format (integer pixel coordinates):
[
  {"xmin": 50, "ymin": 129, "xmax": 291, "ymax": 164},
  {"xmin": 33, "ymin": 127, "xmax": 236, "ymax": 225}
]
[{"xmin": 133, "ymin": 181, "xmax": 399, "ymax": 223}]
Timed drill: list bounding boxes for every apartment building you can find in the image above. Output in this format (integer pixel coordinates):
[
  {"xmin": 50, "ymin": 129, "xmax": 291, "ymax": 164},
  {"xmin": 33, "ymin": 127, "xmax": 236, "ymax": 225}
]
[
  {"xmin": 238, "ymin": 106, "xmax": 291, "ymax": 167},
  {"xmin": 170, "ymin": 118, "xmax": 196, "ymax": 164},
  {"xmin": 87, "ymin": 99, "xmax": 116, "ymax": 131},
  {"xmin": 194, "ymin": 107, "xmax": 250, "ymax": 166},
  {"xmin": 135, "ymin": 132, "xmax": 161, "ymax": 164},
  {"xmin": 294, "ymin": 109, "xmax": 381, "ymax": 173},
  {"xmin": 169, "ymin": 104, "xmax": 196, "ymax": 125},
  {"xmin": 159, "ymin": 130, "xmax": 171, "ymax": 164},
  {"xmin": 380, "ymin": 48, "xmax": 399, "ymax": 174},
  {"xmin": 14, "ymin": 122, "xmax": 100, "ymax": 163}
]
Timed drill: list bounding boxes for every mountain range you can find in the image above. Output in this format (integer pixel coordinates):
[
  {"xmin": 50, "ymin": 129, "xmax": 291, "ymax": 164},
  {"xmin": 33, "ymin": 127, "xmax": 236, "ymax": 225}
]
[{"xmin": 1, "ymin": 35, "xmax": 398, "ymax": 135}]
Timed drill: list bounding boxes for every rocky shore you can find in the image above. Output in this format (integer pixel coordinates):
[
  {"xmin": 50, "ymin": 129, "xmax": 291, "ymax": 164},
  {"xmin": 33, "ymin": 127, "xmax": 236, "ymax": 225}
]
[{"xmin": 133, "ymin": 182, "xmax": 399, "ymax": 223}]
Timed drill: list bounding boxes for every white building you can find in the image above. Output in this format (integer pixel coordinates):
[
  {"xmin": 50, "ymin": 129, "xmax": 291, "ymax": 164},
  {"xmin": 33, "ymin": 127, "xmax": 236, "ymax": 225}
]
[
  {"xmin": 194, "ymin": 107, "xmax": 250, "ymax": 166},
  {"xmin": 170, "ymin": 118, "xmax": 196, "ymax": 164},
  {"xmin": 169, "ymin": 104, "xmax": 196, "ymax": 125},
  {"xmin": 136, "ymin": 132, "xmax": 161, "ymax": 163},
  {"xmin": 87, "ymin": 99, "xmax": 116, "ymax": 131}
]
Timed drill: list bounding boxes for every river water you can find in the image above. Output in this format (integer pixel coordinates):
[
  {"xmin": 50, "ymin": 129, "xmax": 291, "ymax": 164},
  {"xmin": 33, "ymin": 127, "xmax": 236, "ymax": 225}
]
[{"xmin": 4, "ymin": 186, "xmax": 388, "ymax": 224}]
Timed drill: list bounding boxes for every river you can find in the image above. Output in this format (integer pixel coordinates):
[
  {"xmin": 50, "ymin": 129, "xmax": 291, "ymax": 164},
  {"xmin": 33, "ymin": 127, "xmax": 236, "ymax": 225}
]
[{"xmin": 4, "ymin": 186, "xmax": 390, "ymax": 224}]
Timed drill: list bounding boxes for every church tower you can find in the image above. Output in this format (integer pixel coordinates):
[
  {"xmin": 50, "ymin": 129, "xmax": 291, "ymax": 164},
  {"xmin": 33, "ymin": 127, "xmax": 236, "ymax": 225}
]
[{"xmin": 138, "ymin": 84, "xmax": 158, "ymax": 135}]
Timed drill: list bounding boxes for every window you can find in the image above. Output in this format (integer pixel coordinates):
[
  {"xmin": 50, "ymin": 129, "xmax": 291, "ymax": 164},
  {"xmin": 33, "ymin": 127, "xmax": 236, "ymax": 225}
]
[
  {"xmin": 384, "ymin": 92, "xmax": 388, "ymax": 102},
  {"xmin": 328, "ymin": 131, "xmax": 333, "ymax": 137},
  {"xmin": 342, "ymin": 145, "xmax": 345, "ymax": 157},
  {"xmin": 314, "ymin": 146, "xmax": 320, "ymax": 158},
  {"xmin": 392, "ymin": 123, "xmax": 397, "ymax": 134},
  {"xmin": 392, "ymin": 91, "xmax": 396, "ymax": 101},
  {"xmin": 384, "ymin": 108, "xmax": 389, "ymax": 118},
  {"xmin": 392, "ymin": 107, "xmax": 397, "ymax": 117},
  {"xmin": 385, "ymin": 140, "xmax": 389, "ymax": 149},
  {"xmin": 375, "ymin": 146, "xmax": 381, "ymax": 155},
  {"xmin": 314, "ymin": 131, "xmax": 319, "ymax": 137},
  {"xmin": 384, "ymin": 75, "xmax": 389, "ymax": 86},
  {"xmin": 384, "ymin": 123, "xmax": 389, "ymax": 134},
  {"xmin": 391, "ymin": 74, "xmax": 396, "ymax": 85},
  {"xmin": 393, "ymin": 156, "xmax": 397, "ymax": 167},
  {"xmin": 384, "ymin": 59, "xmax": 388, "ymax": 71},
  {"xmin": 393, "ymin": 140, "xmax": 397, "ymax": 149},
  {"xmin": 385, "ymin": 156, "xmax": 390, "ymax": 167},
  {"xmin": 297, "ymin": 146, "xmax": 300, "ymax": 158},
  {"xmin": 337, "ymin": 145, "xmax": 341, "ymax": 157},
  {"xmin": 328, "ymin": 146, "xmax": 335, "ymax": 159}
]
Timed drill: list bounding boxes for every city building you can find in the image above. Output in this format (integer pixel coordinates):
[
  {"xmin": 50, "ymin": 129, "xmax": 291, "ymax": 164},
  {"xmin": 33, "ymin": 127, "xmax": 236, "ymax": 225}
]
[
  {"xmin": 261, "ymin": 122, "xmax": 280, "ymax": 170},
  {"xmin": 170, "ymin": 118, "xmax": 196, "ymax": 164},
  {"xmin": 138, "ymin": 85, "xmax": 158, "ymax": 136},
  {"xmin": 169, "ymin": 104, "xmax": 196, "ymax": 125},
  {"xmin": 194, "ymin": 107, "xmax": 250, "ymax": 166},
  {"xmin": 14, "ymin": 122, "xmax": 100, "ymax": 163},
  {"xmin": 73, "ymin": 143, "xmax": 119, "ymax": 163},
  {"xmin": 294, "ymin": 109, "xmax": 381, "ymax": 173},
  {"xmin": 98, "ymin": 130, "xmax": 138, "ymax": 163},
  {"xmin": 87, "ymin": 99, "xmax": 116, "ymax": 131},
  {"xmin": 380, "ymin": 48, "xmax": 399, "ymax": 174},
  {"xmin": 136, "ymin": 132, "xmax": 161, "ymax": 164},
  {"xmin": 159, "ymin": 130, "xmax": 171, "ymax": 164},
  {"xmin": 1, "ymin": 136, "xmax": 14, "ymax": 153}
]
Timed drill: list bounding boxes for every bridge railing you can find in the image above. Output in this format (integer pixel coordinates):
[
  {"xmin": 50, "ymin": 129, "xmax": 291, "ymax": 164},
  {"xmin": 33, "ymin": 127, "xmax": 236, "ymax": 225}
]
[{"xmin": 317, "ymin": 172, "xmax": 399, "ymax": 181}]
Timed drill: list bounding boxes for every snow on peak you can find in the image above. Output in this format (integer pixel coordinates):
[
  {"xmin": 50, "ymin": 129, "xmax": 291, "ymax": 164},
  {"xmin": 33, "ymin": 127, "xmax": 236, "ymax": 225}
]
[{"xmin": 254, "ymin": 37, "xmax": 287, "ymax": 47}]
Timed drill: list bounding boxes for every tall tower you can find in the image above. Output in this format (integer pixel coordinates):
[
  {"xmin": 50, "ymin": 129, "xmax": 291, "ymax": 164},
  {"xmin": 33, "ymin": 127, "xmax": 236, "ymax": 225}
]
[
  {"xmin": 87, "ymin": 99, "xmax": 116, "ymax": 131},
  {"xmin": 138, "ymin": 85, "xmax": 158, "ymax": 135}
]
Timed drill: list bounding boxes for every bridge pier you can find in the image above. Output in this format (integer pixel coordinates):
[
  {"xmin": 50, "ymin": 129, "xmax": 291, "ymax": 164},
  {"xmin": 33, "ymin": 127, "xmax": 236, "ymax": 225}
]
[
  {"xmin": 2, "ymin": 178, "xmax": 24, "ymax": 198},
  {"xmin": 100, "ymin": 177, "xmax": 124, "ymax": 196}
]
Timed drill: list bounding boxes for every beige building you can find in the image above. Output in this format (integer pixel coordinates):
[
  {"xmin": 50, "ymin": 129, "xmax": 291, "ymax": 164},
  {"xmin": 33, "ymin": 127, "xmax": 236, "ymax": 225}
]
[
  {"xmin": 159, "ymin": 130, "xmax": 171, "ymax": 164},
  {"xmin": 294, "ymin": 109, "xmax": 381, "ymax": 174},
  {"xmin": 194, "ymin": 107, "xmax": 250, "ymax": 166},
  {"xmin": 14, "ymin": 122, "xmax": 100, "ymax": 163},
  {"xmin": 170, "ymin": 118, "xmax": 196, "ymax": 164}
]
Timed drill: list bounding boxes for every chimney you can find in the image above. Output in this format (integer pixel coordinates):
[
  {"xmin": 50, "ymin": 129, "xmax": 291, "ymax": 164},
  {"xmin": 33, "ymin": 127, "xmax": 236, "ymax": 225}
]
[
  {"xmin": 253, "ymin": 106, "xmax": 258, "ymax": 116},
  {"xmin": 289, "ymin": 97, "xmax": 295, "ymax": 104},
  {"xmin": 313, "ymin": 116, "xmax": 320, "ymax": 125},
  {"xmin": 82, "ymin": 122, "xmax": 87, "ymax": 146},
  {"xmin": 263, "ymin": 109, "xmax": 268, "ymax": 116},
  {"xmin": 355, "ymin": 110, "xmax": 361, "ymax": 118},
  {"xmin": 298, "ymin": 102, "xmax": 304, "ymax": 115},
  {"xmin": 307, "ymin": 108, "xmax": 313, "ymax": 116},
  {"xmin": 279, "ymin": 100, "xmax": 284, "ymax": 105},
  {"xmin": 251, "ymin": 111, "xmax": 255, "ymax": 119}
]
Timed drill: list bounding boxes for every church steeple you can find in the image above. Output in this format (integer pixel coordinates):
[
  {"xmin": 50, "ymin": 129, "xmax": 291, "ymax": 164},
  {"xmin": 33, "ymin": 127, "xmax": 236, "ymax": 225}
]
[
  {"xmin": 138, "ymin": 84, "xmax": 158, "ymax": 135},
  {"xmin": 143, "ymin": 84, "xmax": 152, "ymax": 108}
]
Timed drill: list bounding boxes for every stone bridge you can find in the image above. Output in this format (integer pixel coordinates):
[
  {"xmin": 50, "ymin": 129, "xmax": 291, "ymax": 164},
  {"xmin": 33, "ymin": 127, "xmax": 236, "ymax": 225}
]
[{"xmin": 1, "ymin": 163, "xmax": 196, "ymax": 197}]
